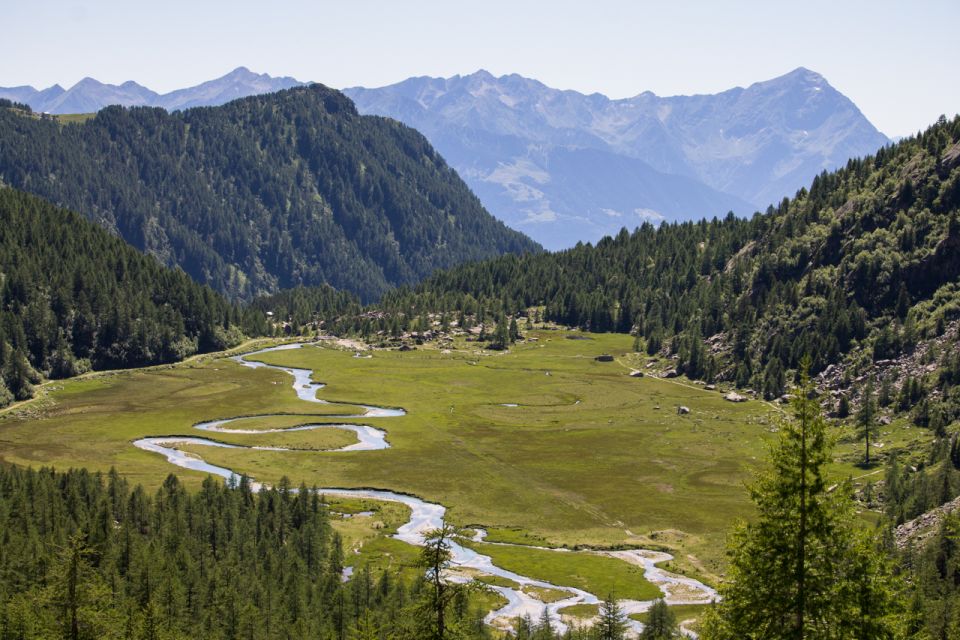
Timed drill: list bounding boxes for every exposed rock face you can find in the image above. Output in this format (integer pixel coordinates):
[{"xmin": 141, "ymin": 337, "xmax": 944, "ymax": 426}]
[{"xmin": 895, "ymin": 495, "xmax": 960, "ymax": 550}]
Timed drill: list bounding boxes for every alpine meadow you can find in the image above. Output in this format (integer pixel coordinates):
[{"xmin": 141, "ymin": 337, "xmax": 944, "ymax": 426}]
[{"xmin": 2, "ymin": 3, "xmax": 960, "ymax": 639}]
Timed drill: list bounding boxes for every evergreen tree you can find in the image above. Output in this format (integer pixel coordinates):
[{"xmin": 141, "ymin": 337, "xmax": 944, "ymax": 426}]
[
  {"xmin": 639, "ymin": 599, "xmax": 677, "ymax": 640},
  {"xmin": 509, "ymin": 317, "xmax": 520, "ymax": 343},
  {"xmin": 857, "ymin": 379, "xmax": 877, "ymax": 466},
  {"xmin": 701, "ymin": 364, "xmax": 901, "ymax": 639},
  {"xmin": 533, "ymin": 607, "xmax": 554, "ymax": 640},
  {"xmin": 417, "ymin": 524, "xmax": 473, "ymax": 640},
  {"xmin": 490, "ymin": 313, "xmax": 510, "ymax": 350},
  {"xmin": 595, "ymin": 594, "xmax": 629, "ymax": 640}
]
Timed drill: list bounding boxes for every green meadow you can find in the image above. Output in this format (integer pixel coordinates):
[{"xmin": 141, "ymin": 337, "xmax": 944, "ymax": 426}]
[
  {"xmin": 1, "ymin": 330, "xmax": 775, "ymax": 580},
  {"xmin": 462, "ymin": 542, "xmax": 661, "ymax": 601}
]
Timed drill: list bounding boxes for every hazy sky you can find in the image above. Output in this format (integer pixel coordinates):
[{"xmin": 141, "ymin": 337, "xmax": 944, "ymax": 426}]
[{"xmin": 2, "ymin": 0, "xmax": 957, "ymax": 137}]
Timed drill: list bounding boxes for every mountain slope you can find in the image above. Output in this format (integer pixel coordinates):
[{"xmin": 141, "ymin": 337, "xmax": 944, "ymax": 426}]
[
  {"xmin": 372, "ymin": 115, "xmax": 960, "ymax": 418},
  {"xmin": 0, "ymin": 67, "xmax": 304, "ymax": 113},
  {"xmin": 0, "ymin": 187, "xmax": 243, "ymax": 406},
  {"xmin": 0, "ymin": 89, "xmax": 537, "ymax": 302},
  {"xmin": 344, "ymin": 68, "xmax": 890, "ymax": 249}
]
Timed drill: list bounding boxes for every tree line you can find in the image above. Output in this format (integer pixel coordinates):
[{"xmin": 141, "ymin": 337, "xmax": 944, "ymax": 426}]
[{"xmin": 0, "ymin": 463, "xmax": 682, "ymax": 640}]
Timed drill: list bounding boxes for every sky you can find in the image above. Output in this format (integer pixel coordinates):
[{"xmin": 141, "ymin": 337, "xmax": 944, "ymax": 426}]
[{"xmin": 2, "ymin": 0, "xmax": 958, "ymax": 138}]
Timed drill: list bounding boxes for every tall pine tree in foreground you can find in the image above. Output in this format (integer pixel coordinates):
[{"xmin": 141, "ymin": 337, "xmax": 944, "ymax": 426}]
[{"xmin": 702, "ymin": 363, "xmax": 902, "ymax": 639}]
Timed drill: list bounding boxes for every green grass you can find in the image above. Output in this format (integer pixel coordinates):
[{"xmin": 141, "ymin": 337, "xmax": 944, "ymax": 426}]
[
  {"xmin": 480, "ymin": 526, "xmax": 556, "ymax": 547},
  {"xmin": 55, "ymin": 113, "xmax": 96, "ymax": 124},
  {"xmin": 474, "ymin": 574, "xmax": 521, "ymax": 589},
  {"xmin": 1, "ymin": 330, "xmax": 776, "ymax": 576},
  {"xmin": 191, "ymin": 423, "xmax": 359, "ymax": 451},
  {"xmin": 328, "ymin": 497, "xmax": 422, "ymax": 579},
  {"xmin": 463, "ymin": 542, "xmax": 661, "ymax": 601},
  {"xmin": 521, "ymin": 585, "xmax": 572, "ymax": 603},
  {"xmin": 558, "ymin": 603, "xmax": 598, "ymax": 619}
]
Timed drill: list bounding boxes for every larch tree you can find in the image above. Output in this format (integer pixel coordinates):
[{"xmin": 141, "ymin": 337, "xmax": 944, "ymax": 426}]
[
  {"xmin": 595, "ymin": 593, "xmax": 630, "ymax": 640},
  {"xmin": 857, "ymin": 379, "xmax": 877, "ymax": 466},
  {"xmin": 701, "ymin": 364, "xmax": 902, "ymax": 639}
]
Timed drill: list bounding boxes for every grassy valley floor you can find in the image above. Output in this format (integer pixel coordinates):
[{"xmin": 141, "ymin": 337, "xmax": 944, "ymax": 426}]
[{"xmin": 0, "ymin": 330, "xmax": 775, "ymax": 585}]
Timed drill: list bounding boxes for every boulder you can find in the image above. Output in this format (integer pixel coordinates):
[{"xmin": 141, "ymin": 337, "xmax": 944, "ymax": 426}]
[
  {"xmin": 677, "ymin": 406, "xmax": 691, "ymax": 415},
  {"xmin": 662, "ymin": 369, "xmax": 678, "ymax": 378},
  {"xmin": 724, "ymin": 391, "xmax": 748, "ymax": 403}
]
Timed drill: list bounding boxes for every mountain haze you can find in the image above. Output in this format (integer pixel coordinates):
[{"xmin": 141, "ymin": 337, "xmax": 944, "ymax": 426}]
[
  {"xmin": 345, "ymin": 68, "xmax": 890, "ymax": 249},
  {"xmin": 0, "ymin": 88, "xmax": 536, "ymax": 302},
  {"xmin": 0, "ymin": 67, "xmax": 304, "ymax": 114}
]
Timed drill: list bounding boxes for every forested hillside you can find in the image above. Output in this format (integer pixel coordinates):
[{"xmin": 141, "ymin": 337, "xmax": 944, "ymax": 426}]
[
  {"xmin": 0, "ymin": 466, "xmax": 493, "ymax": 640},
  {"xmin": 0, "ymin": 188, "xmax": 243, "ymax": 407},
  {"xmin": 367, "ymin": 116, "xmax": 960, "ymax": 410},
  {"xmin": 0, "ymin": 88, "xmax": 537, "ymax": 302}
]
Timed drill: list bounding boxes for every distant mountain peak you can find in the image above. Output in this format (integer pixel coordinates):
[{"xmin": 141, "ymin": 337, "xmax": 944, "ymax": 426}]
[
  {"xmin": 344, "ymin": 68, "xmax": 889, "ymax": 249},
  {"xmin": 0, "ymin": 68, "xmax": 307, "ymax": 114},
  {"xmin": 785, "ymin": 66, "xmax": 824, "ymax": 79},
  {"xmin": 757, "ymin": 66, "xmax": 831, "ymax": 90}
]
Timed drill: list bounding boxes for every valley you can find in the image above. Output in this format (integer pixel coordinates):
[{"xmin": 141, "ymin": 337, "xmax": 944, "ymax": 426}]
[
  {"xmin": 1, "ymin": 331, "xmax": 766, "ymax": 628},
  {"xmin": 1, "ymin": 327, "xmax": 933, "ymax": 633},
  {"xmin": 1, "ymin": 8, "xmax": 957, "ymax": 634}
]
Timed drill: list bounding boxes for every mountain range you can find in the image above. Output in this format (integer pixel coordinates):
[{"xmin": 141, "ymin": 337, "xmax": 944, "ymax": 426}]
[
  {"xmin": 344, "ymin": 68, "xmax": 891, "ymax": 248},
  {"xmin": 1, "ymin": 67, "xmax": 891, "ymax": 250},
  {"xmin": 0, "ymin": 66, "xmax": 304, "ymax": 114}
]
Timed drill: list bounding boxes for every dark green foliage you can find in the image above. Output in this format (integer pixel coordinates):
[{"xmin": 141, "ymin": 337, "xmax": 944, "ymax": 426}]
[
  {"xmin": 0, "ymin": 188, "xmax": 243, "ymax": 407},
  {"xmin": 639, "ymin": 599, "xmax": 677, "ymax": 639},
  {"xmin": 910, "ymin": 514, "xmax": 960, "ymax": 638},
  {"xmin": 883, "ymin": 441, "xmax": 960, "ymax": 526},
  {"xmin": 372, "ymin": 116, "xmax": 960, "ymax": 394},
  {"xmin": 245, "ymin": 286, "xmax": 362, "ymax": 335},
  {"xmin": 0, "ymin": 466, "xmax": 492, "ymax": 640},
  {"xmin": 0, "ymin": 86, "xmax": 538, "ymax": 303},
  {"xmin": 596, "ymin": 594, "xmax": 630, "ymax": 640},
  {"xmin": 702, "ymin": 371, "xmax": 902, "ymax": 639}
]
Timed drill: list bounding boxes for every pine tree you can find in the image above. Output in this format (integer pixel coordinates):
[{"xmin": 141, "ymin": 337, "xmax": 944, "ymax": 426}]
[
  {"xmin": 857, "ymin": 379, "xmax": 877, "ymax": 466},
  {"xmin": 490, "ymin": 313, "xmax": 510, "ymax": 350},
  {"xmin": 509, "ymin": 317, "xmax": 520, "ymax": 343},
  {"xmin": 417, "ymin": 524, "xmax": 474, "ymax": 640},
  {"xmin": 533, "ymin": 607, "xmax": 554, "ymax": 640},
  {"xmin": 701, "ymin": 363, "xmax": 902, "ymax": 639},
  {"xmin": 639, "ymin": 599, "xmax": 677, "ymax": 639},
  {"xmin": 596, "ymin": 594, "xmax": 629, "ymax": 640}
]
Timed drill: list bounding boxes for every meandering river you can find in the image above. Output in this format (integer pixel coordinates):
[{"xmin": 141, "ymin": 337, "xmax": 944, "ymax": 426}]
[{"xmin": 133, "ymin": 343, "xmax": 717, "ymax": 636}]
